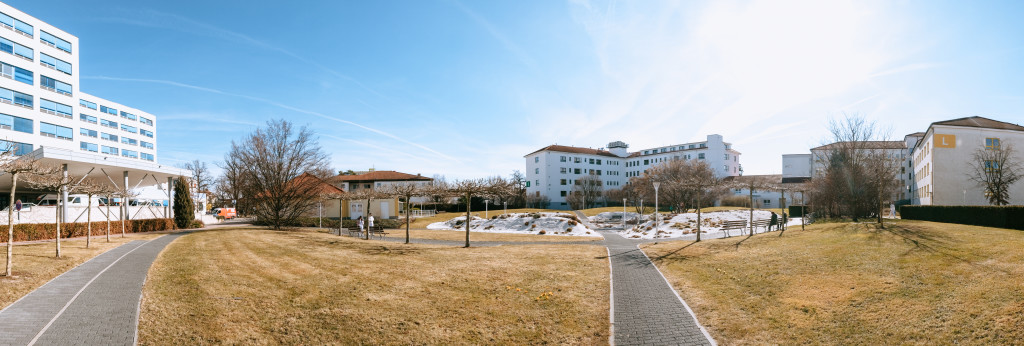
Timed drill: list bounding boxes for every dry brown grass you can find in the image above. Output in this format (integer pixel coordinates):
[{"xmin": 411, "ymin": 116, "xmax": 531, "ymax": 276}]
[
  {"xmin": 1, "ymin": 233, "xmax": 164, "ymax": 309},
  {"xmin": 408, "ymin": 208, "xmax": 559, "ymax": 228},
  {"xmin": 139, "ymin": 227, "xmax": 610, "ymax": 344},
  {"xmin": 642, "ymin": 219, "xmax": 1024, "ymax": 344}
]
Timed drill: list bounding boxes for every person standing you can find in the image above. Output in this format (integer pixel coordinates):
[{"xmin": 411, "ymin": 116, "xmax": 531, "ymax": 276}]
[
  {"xmin": 356, "ymin": 215, "xmax": 364, "ymax": 235},
  {"xmin": 368, "ymin": 213, "xmax": 375, "ymax": 230},
  {"xmin": 889, "ymin": 203, "xmax": 896, "ymax": 218}
]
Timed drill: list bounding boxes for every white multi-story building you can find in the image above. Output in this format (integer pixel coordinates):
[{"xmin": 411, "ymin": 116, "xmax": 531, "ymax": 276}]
[
  {"xmin": 910, "ymin": 116, "xmax": 1024, "ymax": 205},
  {"xmin": 524, "ymin": 134, "xmax": 741, "ymax": 209},
  {"xmin": 0, "ymin": 2, "xmax": 181, "ymax": 218}
]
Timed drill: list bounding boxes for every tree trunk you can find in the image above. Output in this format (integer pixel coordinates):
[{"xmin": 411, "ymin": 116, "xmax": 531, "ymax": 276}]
[
  {"xmin": 106, "ymin": 195, "xmax": 111, "ymax": 242},
  {"xmin": 748, "ymin": 187, "xmax": 754, "ymax": 236},
  {"xmin": 877, "ymin": 190, "xmax": 884, "ymax": 228},
  {"xmin": 364, "ymin": 198, "xmax": 371, "ymax": 240},
  {"xmin": 801, "ymin": 191, "xmax": 806, "ymax": 231},
  {"xmin": 405, "ymin": 196, "xmax": 411, "ymax": 244},
  {"xmin": 120, "ymin": 199, "xmax": 126, "ymax": 237},
  {"xmin": 464, "ymin": 192, "xmax": 471, "ymax": 248},
  {"xmin": 6, "ymin": 172, "xmax": 17, "ymax": 276},
  {"xmin": 55, "ymin": 195, "xmax": 61, "ymax": 258},
  {"xmin": 86, "ymin": 196, "xmax": 92, "ymax": 248},
  {"xmin": 696, "ymin": 192, "xmax": 702, "ymax": 242}
]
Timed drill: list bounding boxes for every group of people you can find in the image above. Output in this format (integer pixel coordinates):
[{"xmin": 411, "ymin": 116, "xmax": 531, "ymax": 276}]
[
  {"xmin": 355, "ymin": 213, "xmax": 375, "ymax": 231},
  {"xmin": 768, "ymin": 211, "xmax": 788, "ymax": 231}
]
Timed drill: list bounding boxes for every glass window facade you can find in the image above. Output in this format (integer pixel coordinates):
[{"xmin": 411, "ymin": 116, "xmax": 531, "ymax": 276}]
[
  {"xmin": 140, "ymin": 152, "xmax": 154, "ymax": 161},
  {"xmin": 79, "ymin": 99, "xmax": 96, "ymax": 110},
  {"xmin": 100, "ymin": 119, "xmax": 117, "ymax": 128},
  {"xmin": 40, "ymin": 53, "xmax": 71, "ymax": 75},
  {"xmin": 80, "ymin": 128, "xmax": 97, "ymax": 137},
  {"xmin": 0, "ymin": 140, "xmax": 32, "ymax": 155},
  {"xmin": 100, "ymin": 145, "xmax": 118, "ymax": 155},
  {"xmin": 0, "ymin": 36, "xmax": 33, "ymax": 60},
  {"xmin": 79, "ymin": 113, "xmax": 97, "ymax": 124},
  {"xmin": 40, "ymin": 122, "xmax": 72, "ymax": 140},
  {"xmin": 0, "ymin": 87, "xmax": 32, "ymax": 108},
  {"xmin": 100, "ymin": 105, "xmax": 117, "ymax": 115},
  {"xmin": 121, "ymin": 137, "xmax": 137, "ymax": 145},
  {"xmin": 40, "ymin": 99, "xmax": 72, "ymax": 117},
  {"xmin": 139, "ymin": 129, "xmax": 153, "ymax": 138},
  {"xmin": 139, "ymin": 117, "xmax": 153, "ymax": 126},
  {"xmin": 0, "ymin": 113, "xmax": 32, "ymax": 133},
  {"xmin": 40, "ymin": 30, "xmax": 72, "ymax": 53},
  {"xmin": 140, "ymin": 141, "xmax": 153, "ymax": 149},
  {"xmin": 0, "ymin": 61, "xmax": 32, "ymax": 84},
  {"xmin": 40, "ymin": 75, "xmax": 72, "ymax": 95},
  {"xmin": 80, "ymin": 141, "xmax": 98, "ymax": 152},
  {"xmin": 120, "ymin": 124, "xmax": 137, "ymax": 133},
  {"xmin": 121, "ymin": 149, "xmax": 138, "ymax": 159},
  {"xmin": 100, "ymin": 132, "xmax": 117, "ymax": 142},
  {"xmin": 120, "ymin": 111, "xmax": 137, "ymax": 120}
]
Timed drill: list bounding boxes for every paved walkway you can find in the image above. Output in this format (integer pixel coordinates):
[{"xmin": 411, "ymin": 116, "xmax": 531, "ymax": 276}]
[
  {"xmin": 0, "ymin": 232, "xmax": 188, "ymax": 346},
  {"xmin": 600, "ymin": 228, "xmax": 715, "ymax": 345}
]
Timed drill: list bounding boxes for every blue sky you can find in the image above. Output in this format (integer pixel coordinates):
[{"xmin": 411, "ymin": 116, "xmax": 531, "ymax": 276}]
[{"xmin": 9, "ymin": 0, "xmax": 1024, "ymax": 178}]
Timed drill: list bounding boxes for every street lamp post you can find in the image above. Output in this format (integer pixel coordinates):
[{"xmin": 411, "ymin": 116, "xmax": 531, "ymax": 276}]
[
  {"xmin": 622, "ymin": 198, "xmax": 627, "ymax": 230},
  {"xmin": 485, "ymin": 199, "xmax": 489, "ymax": 219},
  {"xmin": 653, "ymin": 182, "xmax": 661, "ymax": 232},
  {"xmin": 503, "ymin": 201, "xmax": 507, "ymax": 215}
]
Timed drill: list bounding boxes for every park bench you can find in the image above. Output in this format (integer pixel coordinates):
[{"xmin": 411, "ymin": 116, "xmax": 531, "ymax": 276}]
[
  {"xmin": 369, "ymin": 226, "xmax": 387, "ymax": 239},
  {"xmin": 720, "ymin": 220, "xmax": 746, "ymax": 237},
  {"xmin": 751, "ymin": 219, "xmax": 771, "ymax": 233},
  {"xmin": 345, "ymin": 226, "xmax": 362, "ymax": 237}
]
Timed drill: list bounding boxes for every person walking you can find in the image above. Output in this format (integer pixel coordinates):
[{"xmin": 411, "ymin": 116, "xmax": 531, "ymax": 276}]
[
  {"xmin": 769, "ymin": 211, "xmax": 779, "ymax": 232},
  {"xmin": 356, "ymin": 215, "xmax": 364, "ymax": 235},
  {"xmin": 889, "ymin": 203, "xmax": 896, "ymax": 218}
]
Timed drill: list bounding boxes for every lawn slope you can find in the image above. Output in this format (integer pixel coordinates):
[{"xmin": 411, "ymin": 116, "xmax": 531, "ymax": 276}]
[{"xmin": 643, "ymin": 220, "xmax": 1024, "ymax": 344}]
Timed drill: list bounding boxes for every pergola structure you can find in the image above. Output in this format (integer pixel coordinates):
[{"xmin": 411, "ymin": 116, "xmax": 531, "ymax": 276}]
[{"xmin": 2, "ymin": 147, "xmax": 188, "ymax": 222}]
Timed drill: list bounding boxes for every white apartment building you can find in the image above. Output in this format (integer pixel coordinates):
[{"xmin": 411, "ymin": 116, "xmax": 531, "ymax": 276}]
[
  {"xmin": 0, "ymin": 2, "xmax": 182, "ymax": 218},
  {"xmin": 524, "ymin": 134, "xmax": 741, "ymax": 209},
  {"xmin": 911, "ymin": 116, "xmax": 1024, "ymax": 205}
]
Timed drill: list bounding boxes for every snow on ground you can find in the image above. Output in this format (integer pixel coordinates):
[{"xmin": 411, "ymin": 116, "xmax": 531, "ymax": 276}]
[
  {"xmin": 620, "ymin": 209, "xmax": 780, "ymax": 239},
  {"xmin": 427, "ymin": 212, "xmax": 602, "ymax": 238},
  {"xmin": 589, "ymin": 212, "xmax": 641, "ymax": 226}
]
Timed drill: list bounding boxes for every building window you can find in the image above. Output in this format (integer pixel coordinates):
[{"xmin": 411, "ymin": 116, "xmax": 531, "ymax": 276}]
[
  {"xmin": 121, "ymin": 149, "xmax": 138, "ymax": 159},
  {"xmin": 140, "ymin": 129, "xmax": 153, "ymax": 138},
  {"xmin": 698, "ymin": 153, "xmax": 705, "ymax": 160},
  {"xmin": 40, "ymin": 75, "xmax": 72, "ymax": 96},
  {"xmin": 141, "ymin": 141, "xmax": 154, "ymax": 149},
  {"xmin": 40, "ymin": 99, "xmax": 72, "ymax": 118},
  {"xmin": 643, "ymin": 159, "xmax": 649, "ymax": 165},
  {"xmin": 763, "ymin": 199, "xmax": 771, "ymax": 205},
  {"xmin": 80, "ymin": 99, "xmax": 97, "ymax": 110},
  {"xmin": 559, "ymin": 167, "xmax": 566, "ymax": 174},
  {"xmin": 40, "ymin": 30, "xmax": 72, "ymax": 53},
  {"xmin": 120, "ymin": 111, "xmax": 137, "ymax": 121},
  {"xmin": 0, "ymin": 113, "xmax": 32, "ymax": 133},
  {"xmin": 560, "ymin": 191, "xmax": 567, "ymax": 197},
  {"xmin": 140, "ymin": 152, "xmax": 154, "ymax": 161},
  {"xmin": 0, "ymin": 139, "xmax": 32, "ymax": 155},
  {"xmin": 80, "ymin": 128, "xmax": 97, "ymax": 138},
  {"xmin": 0, "ymin": 61, "xmax": 32, "ymax": 84},
  {"xmin": 80, "ymin": 141, "xmax": 98, "ymax": 152},
  {"xmin": 0, "ymin": 87, "xmax": 32, "ymax": 108},
  {"xmin": 139, "ymin": 116, "xmax": 153, "ymax": 126},
  {"xmin": 596, "ymin": 170, "xmax": 602, "ymax": 175},
  {"xmin": 101, "ymin": 119, "xmax": 117, "ymax": 129},
  {"xmin": 574, "ymin": 168, "xmax": 581, "ymax": 174},
  {"xmin": 100, "ymin": 132, "xmax": 117, "ymax": 142},
  {"xmin": 100, "ymin": 105, "xmax": 117, "ymax": 115},
  {"xmin": 101, "ymin": 145, "xmax": 118, "ymax": 155},
  {"xmin": 0, "ymin": 12, "xmax": 33, "ymax": 37},
  {"xmin": 525, "ymin": 181, "xmax": 530, "ymax": 187},
  {"xmin": 986, "ymin": 138, "xmax": 1000, "ymax": 150},
  {"xmin": 534, "ymin": 156, "xmax": 539, "ymax": 163},
  {"xmin": 535, "ymin": 168, "xmax": 539, "ymax": 174},
  {"xmin": 984, "ymin": 160, "xmax": 1000, "ymax": 173},
  {"xmin": 40, "ymin": 53, "xmax": 71, "ymax": 75},
  {"xmin": 560, "ymin": 156, "xmax": 566, "ymax": 162},
  {"xmin": 120, "ymin": 124, "xmax": 137, "ymax": 133},
  {"xmin": 0, "ymin": 36, "xmax": 33, "ymax": 61},
  {"xmin": 80, "ymin": 113, "xmax": 97, "ymax": 124},
  {"xmin": 39, "ymin": 122, "xmax": 72, "ymax": 140},
  {"xmin": 725, "ymin": 154, "xmax": 729, "ymax": 160},
  {"xmin": 597, "ymin": 159, "xmax": 602, "ymax": 165},
  {"xmin": 121, "ymin": 137, "xmax": 137, "ymax": 146}
]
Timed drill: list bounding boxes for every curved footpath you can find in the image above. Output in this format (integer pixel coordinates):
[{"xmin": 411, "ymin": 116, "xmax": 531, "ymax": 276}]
[{"xmin": 0, "ymin": 220, "xmax": 716, "ymax": 346}]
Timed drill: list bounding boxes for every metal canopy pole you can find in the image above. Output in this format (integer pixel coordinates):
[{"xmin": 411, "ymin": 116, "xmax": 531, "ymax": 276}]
[{"xmin": 61, "ymin": 164, "xmax": 68, "ymax": 223}]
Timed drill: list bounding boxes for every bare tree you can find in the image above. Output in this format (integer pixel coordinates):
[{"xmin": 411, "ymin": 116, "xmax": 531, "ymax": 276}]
[
  {"xmin": 1, "ymin": 144, "xmax": 57, "ymax": 276},
  {"xmin": 26, "ymin": 166, "xmax": 76, "ymax": 258},
  {"xmin": 447, "ymin": 178, "xmax": 490, "ymax": 248},
  {"xmin": 729, "ymin": 175, "xmax": 779, "ymax": 236},
  {"xmin": 812, "ymin": 114, "xmax": 899, "ymax": 222},
  {"xmin": 74, "ymin": 181, "xmax": 109, "ymax": 248},
  {"xmin": 382, "ymin": 182, "xmax": 427, "ymax": 243},
  {"xmin": 567, "ymin": 174, "xmax": 603, "ymax": 209},
  {"xmin": 226, "ymin": 120, "xmax": 332, "ymax": 229},
  {"xmin": 677, "ymin": 161, "xmax": 724, "ymax": 242},
  {"xmin": 183, "ymin": 159, "xmax": 212, "ymax": 213},
  {"xmin": 509, "ymin": 170, "xmax": 527, "ymax": 208},
  {"xmin": 968, "ymin": 142, "xmax": 1023, "ymax": 206}
]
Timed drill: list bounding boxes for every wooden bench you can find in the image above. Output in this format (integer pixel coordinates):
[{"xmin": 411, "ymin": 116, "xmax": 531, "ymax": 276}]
[
  {"xmin": 369, "ymin": 226, "xmax": 387, "ymax": 239},
  {"xmin": 720, "ymin": 220, "xmax": 746, "ymax": 237},
  {"xmin": 751, "ymin": 219, "xmax": 771, "ymax": 233}
]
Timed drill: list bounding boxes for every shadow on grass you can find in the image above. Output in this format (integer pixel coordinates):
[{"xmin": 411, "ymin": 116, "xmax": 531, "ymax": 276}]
[
  {"xmin": 874, "ymin": 223, "xmax": 1014, "ymax": 274},
  {"xmin": 648, "ymin": 241, "xmax": 700, "ymax": 262}
]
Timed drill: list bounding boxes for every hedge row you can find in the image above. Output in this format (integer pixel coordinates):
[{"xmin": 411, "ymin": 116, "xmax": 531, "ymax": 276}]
[
  {"xmin": 3, "ymin": 218, "xmax": 180, "ymax": 243},
  {"xmin": 788, "ymin": 205, "xmax": 807, "ymax": 217},
  {"xmin": 269, "ymin": 217, "xmax": 406, "ymax": 229},
  {"xmin": 900, "ymin": 205, "xmax": 1024, "ymax": 230}
]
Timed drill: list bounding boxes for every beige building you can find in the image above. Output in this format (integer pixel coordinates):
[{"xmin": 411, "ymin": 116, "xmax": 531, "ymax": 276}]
[
  {"xmin": 911, "ymin": 116, "xmax": 1024, "ymax": 205},
  {"xmin": 327, "ymin": 170, "xmax": 433, "ymax": 219}
]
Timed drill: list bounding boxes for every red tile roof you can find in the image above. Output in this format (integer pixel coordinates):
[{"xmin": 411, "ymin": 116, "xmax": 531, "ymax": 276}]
[
  {"xmin": 524, "ymin": 145, "xmax": 622, "ymax": 158},
  {"xmin": 328, "ymin": 170, "xmax": 432, "ymax": 183},
  {"xmin": 932, "ymin": 116, "xmax": 1024, "ymax": 132}
]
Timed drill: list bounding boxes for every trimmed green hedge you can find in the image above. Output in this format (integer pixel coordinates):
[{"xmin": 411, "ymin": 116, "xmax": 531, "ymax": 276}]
[
  {"xmin": 788, "ymin": 205, "xmax": 807, "ymax": 217},
  {"xmin": 4, "ymin": 218, "xmax": 178, "ymax": 243},
  {"xmin": 900, "ymin": 205, "xmax": 1024, "ymax": 230}
]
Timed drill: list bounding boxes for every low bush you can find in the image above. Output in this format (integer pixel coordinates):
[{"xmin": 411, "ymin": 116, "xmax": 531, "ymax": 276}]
[
  {"xmin": 900, "ymin": 205, "xmax": 1024, "ymax": 230},
  {"xmin": 5, "ymin": 218, "xmax": 176, "ymax": 243}
]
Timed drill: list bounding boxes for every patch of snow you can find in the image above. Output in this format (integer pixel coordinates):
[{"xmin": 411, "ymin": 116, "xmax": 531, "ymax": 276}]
[
  {"xmin": 621, "ymin": 210, "xmax": 782, "ymax": 239},
  {"xmin": 427, "ymin": 212, "xmax": 602, "ymax": 238}
]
